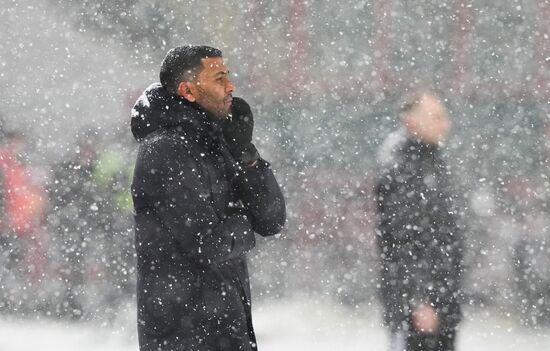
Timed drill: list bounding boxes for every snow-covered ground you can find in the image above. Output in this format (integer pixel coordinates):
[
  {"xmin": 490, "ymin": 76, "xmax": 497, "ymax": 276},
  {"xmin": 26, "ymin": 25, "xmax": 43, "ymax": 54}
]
[{"xmin": 1, "ymin": 296, "xmax": 550, "ymax": 351}]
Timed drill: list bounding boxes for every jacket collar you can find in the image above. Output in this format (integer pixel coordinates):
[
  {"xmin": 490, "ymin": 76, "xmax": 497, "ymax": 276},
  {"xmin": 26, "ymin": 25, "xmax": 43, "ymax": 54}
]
[
  {"xmin": 403, "ymin": 138, "xmax": 440, "ymax": 157},
  {"xmin": 130, "ymin": 83, "xmax": 224, "ymax": 143}
]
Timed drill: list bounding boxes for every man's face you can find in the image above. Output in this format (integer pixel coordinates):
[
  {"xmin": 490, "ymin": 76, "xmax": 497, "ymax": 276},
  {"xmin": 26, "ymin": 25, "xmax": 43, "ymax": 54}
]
[
  {"xmin": 406, "ymin": 94, "xmax": 451, "ymax": 144},
  {"xmin": 188, "ymin": 57, "xmax": 235, "ymax": 119}
]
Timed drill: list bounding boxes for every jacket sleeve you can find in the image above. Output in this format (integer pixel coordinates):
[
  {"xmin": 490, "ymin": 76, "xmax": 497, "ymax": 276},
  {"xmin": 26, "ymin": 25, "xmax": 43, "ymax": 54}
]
[
  {"xmin": 376, "ymin": 172, "xmax": 410, "ymax": 325},
  {"xmin": 233, "ymin": 158, "xmax": 286, "ymax": 236},
  {"xmin": 430, "ymin": 192, "xmax": 465, "ymax": 305},
  {"xmin": 132, "ymin": 137, "xmax": 255, "ymax": 265}
]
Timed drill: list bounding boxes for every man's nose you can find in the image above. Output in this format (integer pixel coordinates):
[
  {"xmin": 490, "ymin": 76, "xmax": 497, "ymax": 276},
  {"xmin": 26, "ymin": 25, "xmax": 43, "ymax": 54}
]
[{"xmin": 226, "ymin": 80, "xmax": 235, "ymax": 94}]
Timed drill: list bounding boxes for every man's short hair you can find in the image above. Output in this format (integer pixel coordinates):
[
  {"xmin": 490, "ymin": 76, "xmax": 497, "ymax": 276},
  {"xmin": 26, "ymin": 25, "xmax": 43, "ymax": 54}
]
[
  {"xmin": 399, "ymin": 90, "xmax": 439, "ymax": 116},
  {"xmin": 159, "ymin": 45, "xmax": 223, "ymax": 95}
]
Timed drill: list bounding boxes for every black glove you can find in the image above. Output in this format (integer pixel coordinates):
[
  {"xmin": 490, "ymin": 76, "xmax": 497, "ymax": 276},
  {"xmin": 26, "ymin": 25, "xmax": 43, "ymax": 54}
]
[{"xmin": 222, "ymin": 97, "xmax": 260, "ymax": 166}]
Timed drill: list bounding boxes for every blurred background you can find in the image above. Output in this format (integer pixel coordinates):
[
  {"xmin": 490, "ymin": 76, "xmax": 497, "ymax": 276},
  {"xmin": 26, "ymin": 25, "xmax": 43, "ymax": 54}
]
[{"xmin": 0, "ymin": 0, "xmax": 550, "ymax": 349}]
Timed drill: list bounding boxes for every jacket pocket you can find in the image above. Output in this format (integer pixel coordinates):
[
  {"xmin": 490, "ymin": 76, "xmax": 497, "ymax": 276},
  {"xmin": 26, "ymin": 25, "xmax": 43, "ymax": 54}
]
[
  {"xmin": 201, "ymin": 267, "xmax": 247, "ymax": 330},
  {"xmin": 139, "ymin": 278, "xmax": 191, "ymax": 338}
]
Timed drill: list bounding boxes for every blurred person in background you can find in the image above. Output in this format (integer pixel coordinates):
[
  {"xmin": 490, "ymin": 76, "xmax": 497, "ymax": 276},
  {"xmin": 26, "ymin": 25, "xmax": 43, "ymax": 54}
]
[
  {"xmin": 47, "ymin": 131, "xmax": 102, "ymax": 319},
  {"xmin": 375, "ymin": 92, "xmax": 465, "ymax": 351},
  {"xmin": 511, "ymin": 210, "xmax": 550, "ymax": 326},
  {"xmin": 501, "ymin": 177, "xmax": 550, "ymax": 326},
  {"xmin": 92, "ymin": 127, "xmax": 136, "ymax": 314},
  {"xmin": 131, "ymin": 45, "xmax": 286, "ymax": 350},
  {"xmin": 0, "ymin": 131, "xmax": 46, "ymax": 312}
]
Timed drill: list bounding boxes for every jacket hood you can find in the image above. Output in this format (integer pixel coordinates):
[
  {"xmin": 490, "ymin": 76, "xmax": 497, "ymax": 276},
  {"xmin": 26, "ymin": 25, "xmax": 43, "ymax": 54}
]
[
  {"xmin": 376, "ymin": 129, "xmax": 407, "ymax": 168},
  {"xmin": 130, "ymin": 83, "xmax": 213, "ymax": 142}
]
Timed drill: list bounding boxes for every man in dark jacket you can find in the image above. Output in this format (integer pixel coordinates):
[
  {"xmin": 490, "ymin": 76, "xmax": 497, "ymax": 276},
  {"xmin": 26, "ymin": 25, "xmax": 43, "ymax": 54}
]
[
  {"xmin": 376, "ymin": 92, "xmax": 465, "ymax": 351},
  {"xmin": 131, "ymin": 46, "xmax": 286, "ymax": 351}
]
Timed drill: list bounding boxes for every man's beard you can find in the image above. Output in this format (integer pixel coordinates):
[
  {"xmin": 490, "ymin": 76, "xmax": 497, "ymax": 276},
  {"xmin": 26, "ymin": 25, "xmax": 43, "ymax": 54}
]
[{"xmin": 196, "ymin": 86, "xmax": 230, "ymax": 120}]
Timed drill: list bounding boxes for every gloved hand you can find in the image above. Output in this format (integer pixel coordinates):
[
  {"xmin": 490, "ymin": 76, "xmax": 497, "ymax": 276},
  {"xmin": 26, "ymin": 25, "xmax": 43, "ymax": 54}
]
[
  {"xmin": 412, "ymin": 303, "xmax": 439, "ymax": 334},
  {"xmin": 222, "ymin": 97, "xmax": 260, "ymax": 166}
]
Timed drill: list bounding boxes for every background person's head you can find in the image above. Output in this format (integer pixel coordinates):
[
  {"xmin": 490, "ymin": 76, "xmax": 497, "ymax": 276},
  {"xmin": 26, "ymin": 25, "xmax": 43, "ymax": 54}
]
[
  {"xmin": 4, "ymin": 131, "xmax": 26, "ymax": 153},
  {"xmin": 400, "ymin": 91, "xmax": 451, "ymax": 145},
  {"xmin": 75, "ymin": 128, "xmax": 99, "ymax": 167},
  {"xmin": 159, "ymin": 45, "xmax": 235, "ymax": 120}
]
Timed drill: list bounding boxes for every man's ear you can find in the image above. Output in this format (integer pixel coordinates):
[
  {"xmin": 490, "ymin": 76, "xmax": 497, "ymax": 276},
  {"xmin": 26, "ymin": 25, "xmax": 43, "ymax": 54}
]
[{"xmin": 177, "ymin": 81, "xmax": 196, "ymax": 102}]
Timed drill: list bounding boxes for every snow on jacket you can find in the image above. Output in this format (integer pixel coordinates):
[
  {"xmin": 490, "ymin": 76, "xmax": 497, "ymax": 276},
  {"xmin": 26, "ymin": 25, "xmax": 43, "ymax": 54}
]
[{"xmin": 131, "ymin": 83, "xmax": 285, "ymax": 351}]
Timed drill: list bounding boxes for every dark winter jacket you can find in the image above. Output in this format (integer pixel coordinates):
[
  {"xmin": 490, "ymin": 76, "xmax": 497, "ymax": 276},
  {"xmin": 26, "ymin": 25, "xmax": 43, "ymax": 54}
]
[
  {"xmin": 131, "ymin": 84, "xmax": 286, "ymax": 351},
  {"xmin": 376, "ymin": 138, "xmax": 465, "ymax": 331}
]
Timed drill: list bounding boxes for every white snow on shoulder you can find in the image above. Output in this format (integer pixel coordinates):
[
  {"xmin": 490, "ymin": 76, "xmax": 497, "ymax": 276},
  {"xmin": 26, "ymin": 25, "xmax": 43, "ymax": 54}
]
[{"xmin": 376, "ymin": 128, "xmax": 407, "ymax": 168}]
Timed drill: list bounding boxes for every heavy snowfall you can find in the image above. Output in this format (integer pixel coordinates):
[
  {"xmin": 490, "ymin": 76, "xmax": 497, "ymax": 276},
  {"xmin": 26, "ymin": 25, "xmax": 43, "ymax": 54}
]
[{"xmin": 1, "ymin": 0, "xmax": 550, "ymax": 350}]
